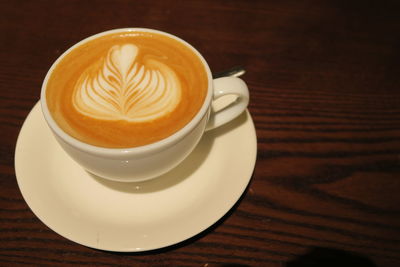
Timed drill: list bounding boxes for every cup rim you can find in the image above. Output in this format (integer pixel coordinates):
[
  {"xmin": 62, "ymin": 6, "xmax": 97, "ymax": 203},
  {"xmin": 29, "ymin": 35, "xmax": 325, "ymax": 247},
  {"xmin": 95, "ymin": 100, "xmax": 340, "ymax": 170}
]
[{"xmin": 40, "ymin": 28, "xmax": 213, "ymax": 157}]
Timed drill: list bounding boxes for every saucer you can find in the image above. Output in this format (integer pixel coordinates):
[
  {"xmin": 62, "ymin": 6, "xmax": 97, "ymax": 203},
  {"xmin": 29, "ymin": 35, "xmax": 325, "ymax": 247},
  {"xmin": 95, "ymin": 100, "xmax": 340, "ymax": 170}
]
[{"xmin": 15, "ymin": 102, "xmax": 257, "ymax": 252}]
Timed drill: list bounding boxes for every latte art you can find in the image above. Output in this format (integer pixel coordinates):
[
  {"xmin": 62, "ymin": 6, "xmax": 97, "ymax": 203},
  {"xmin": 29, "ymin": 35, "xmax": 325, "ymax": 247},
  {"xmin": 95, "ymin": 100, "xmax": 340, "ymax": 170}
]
[
  {"xmin": 72, "ymin": 44, "xmax": 181, "ymax": 122},
  {"xmin": 46, "ymin": 30, "xmax": 207, "ymax": 148}
]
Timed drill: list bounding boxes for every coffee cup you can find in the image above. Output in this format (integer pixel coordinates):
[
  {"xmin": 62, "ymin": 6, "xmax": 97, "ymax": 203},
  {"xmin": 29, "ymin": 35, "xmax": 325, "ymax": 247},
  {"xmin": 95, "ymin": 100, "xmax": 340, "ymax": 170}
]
[{"xmin": 41, "ymin": 28, "xmax": 249, "ymax": 182}]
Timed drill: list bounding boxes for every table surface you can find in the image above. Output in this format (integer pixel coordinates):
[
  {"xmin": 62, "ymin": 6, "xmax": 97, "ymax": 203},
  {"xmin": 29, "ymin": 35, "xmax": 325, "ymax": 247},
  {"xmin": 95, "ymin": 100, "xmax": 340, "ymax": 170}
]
[{"xmin": 1, "ymin": 0, "xmax": 400, "ymax": 266}]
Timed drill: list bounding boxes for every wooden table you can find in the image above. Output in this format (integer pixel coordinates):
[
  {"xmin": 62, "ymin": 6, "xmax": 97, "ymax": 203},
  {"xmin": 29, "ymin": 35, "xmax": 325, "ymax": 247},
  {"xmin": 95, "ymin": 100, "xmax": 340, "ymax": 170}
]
[{"xmin": 1, "ymin": 1, "xmax": 400, "ymax": 266}]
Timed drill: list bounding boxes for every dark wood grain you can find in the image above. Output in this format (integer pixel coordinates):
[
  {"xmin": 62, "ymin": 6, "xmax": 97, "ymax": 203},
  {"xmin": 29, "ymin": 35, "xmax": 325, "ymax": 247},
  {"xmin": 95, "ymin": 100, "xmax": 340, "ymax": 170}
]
[{"xmin": 1, "ymin": 0, "xmax": 400, "ymax": 266}]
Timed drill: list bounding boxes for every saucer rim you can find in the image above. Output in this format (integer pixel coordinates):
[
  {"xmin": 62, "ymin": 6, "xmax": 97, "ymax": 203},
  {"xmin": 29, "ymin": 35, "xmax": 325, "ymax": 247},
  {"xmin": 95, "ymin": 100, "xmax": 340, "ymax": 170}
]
[{"xmin": 14, "ymin": 101, "xmax": 257, "ymax": 252}]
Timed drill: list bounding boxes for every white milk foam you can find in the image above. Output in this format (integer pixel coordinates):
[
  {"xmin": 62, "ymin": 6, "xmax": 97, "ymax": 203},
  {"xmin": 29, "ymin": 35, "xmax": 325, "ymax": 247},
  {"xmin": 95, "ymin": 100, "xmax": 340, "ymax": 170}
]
[{"xmin": 72, "ymin": 44, "xmax": 181, "ymax": 122}]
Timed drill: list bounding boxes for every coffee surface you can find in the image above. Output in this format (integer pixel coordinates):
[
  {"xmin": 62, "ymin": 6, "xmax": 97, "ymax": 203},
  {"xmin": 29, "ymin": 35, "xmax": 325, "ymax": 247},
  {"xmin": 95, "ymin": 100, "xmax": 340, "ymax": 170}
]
[{"xmin": 46, "ymin": 31, "xmax": 208, "ymax": 148}]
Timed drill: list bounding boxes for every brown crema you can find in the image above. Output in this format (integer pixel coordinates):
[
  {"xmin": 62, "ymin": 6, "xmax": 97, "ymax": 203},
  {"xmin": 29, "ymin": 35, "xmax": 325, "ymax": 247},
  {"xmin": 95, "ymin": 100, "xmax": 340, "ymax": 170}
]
[{"xmin": 46, "ymin": 31, "xmax": 208, "ymax": 148}]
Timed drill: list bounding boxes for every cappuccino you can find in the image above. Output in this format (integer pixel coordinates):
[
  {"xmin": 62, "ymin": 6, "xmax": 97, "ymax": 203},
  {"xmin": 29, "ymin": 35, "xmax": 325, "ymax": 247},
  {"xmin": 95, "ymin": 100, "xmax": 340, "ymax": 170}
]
[{"xmin": 46, "ymin": 30, "xmax": 208, "ymax": 148}]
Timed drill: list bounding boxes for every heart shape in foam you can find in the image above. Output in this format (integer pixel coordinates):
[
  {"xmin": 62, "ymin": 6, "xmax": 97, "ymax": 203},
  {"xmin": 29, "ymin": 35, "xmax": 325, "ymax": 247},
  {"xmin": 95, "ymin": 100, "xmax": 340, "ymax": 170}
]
[{"xmin": 72, "ymin": 44, "xmax": 181, "ymax": 122}]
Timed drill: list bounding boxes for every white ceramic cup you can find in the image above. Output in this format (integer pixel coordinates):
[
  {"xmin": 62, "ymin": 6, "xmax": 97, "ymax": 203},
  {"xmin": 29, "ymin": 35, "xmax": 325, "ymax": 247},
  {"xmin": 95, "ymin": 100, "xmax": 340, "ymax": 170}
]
[{"xmin": 41, "ymin": 28, "xmax": 249, "ymax": 182}]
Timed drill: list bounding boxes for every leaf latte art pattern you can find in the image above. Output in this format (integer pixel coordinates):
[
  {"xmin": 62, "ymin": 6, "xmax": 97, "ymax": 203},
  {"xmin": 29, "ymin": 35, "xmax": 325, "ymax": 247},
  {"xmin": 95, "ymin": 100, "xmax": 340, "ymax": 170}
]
[{"xmin": 72, "ymin": 44, "xmax": 181, "ymax": 122}]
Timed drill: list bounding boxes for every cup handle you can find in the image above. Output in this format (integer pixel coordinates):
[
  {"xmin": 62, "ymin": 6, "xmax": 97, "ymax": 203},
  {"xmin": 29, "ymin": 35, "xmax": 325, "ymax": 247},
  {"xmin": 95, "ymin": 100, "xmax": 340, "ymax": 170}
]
[{"xmin": 205, "ymin": 77, "xmax": 249, "ymax": 131}]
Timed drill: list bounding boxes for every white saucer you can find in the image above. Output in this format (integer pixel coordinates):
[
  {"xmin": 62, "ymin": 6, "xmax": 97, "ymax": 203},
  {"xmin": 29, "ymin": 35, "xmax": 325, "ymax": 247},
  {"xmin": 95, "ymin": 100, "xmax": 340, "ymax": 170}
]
[{"xmin": 15, "ymin": 102, "xmax": 257, "ymax": 252}]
